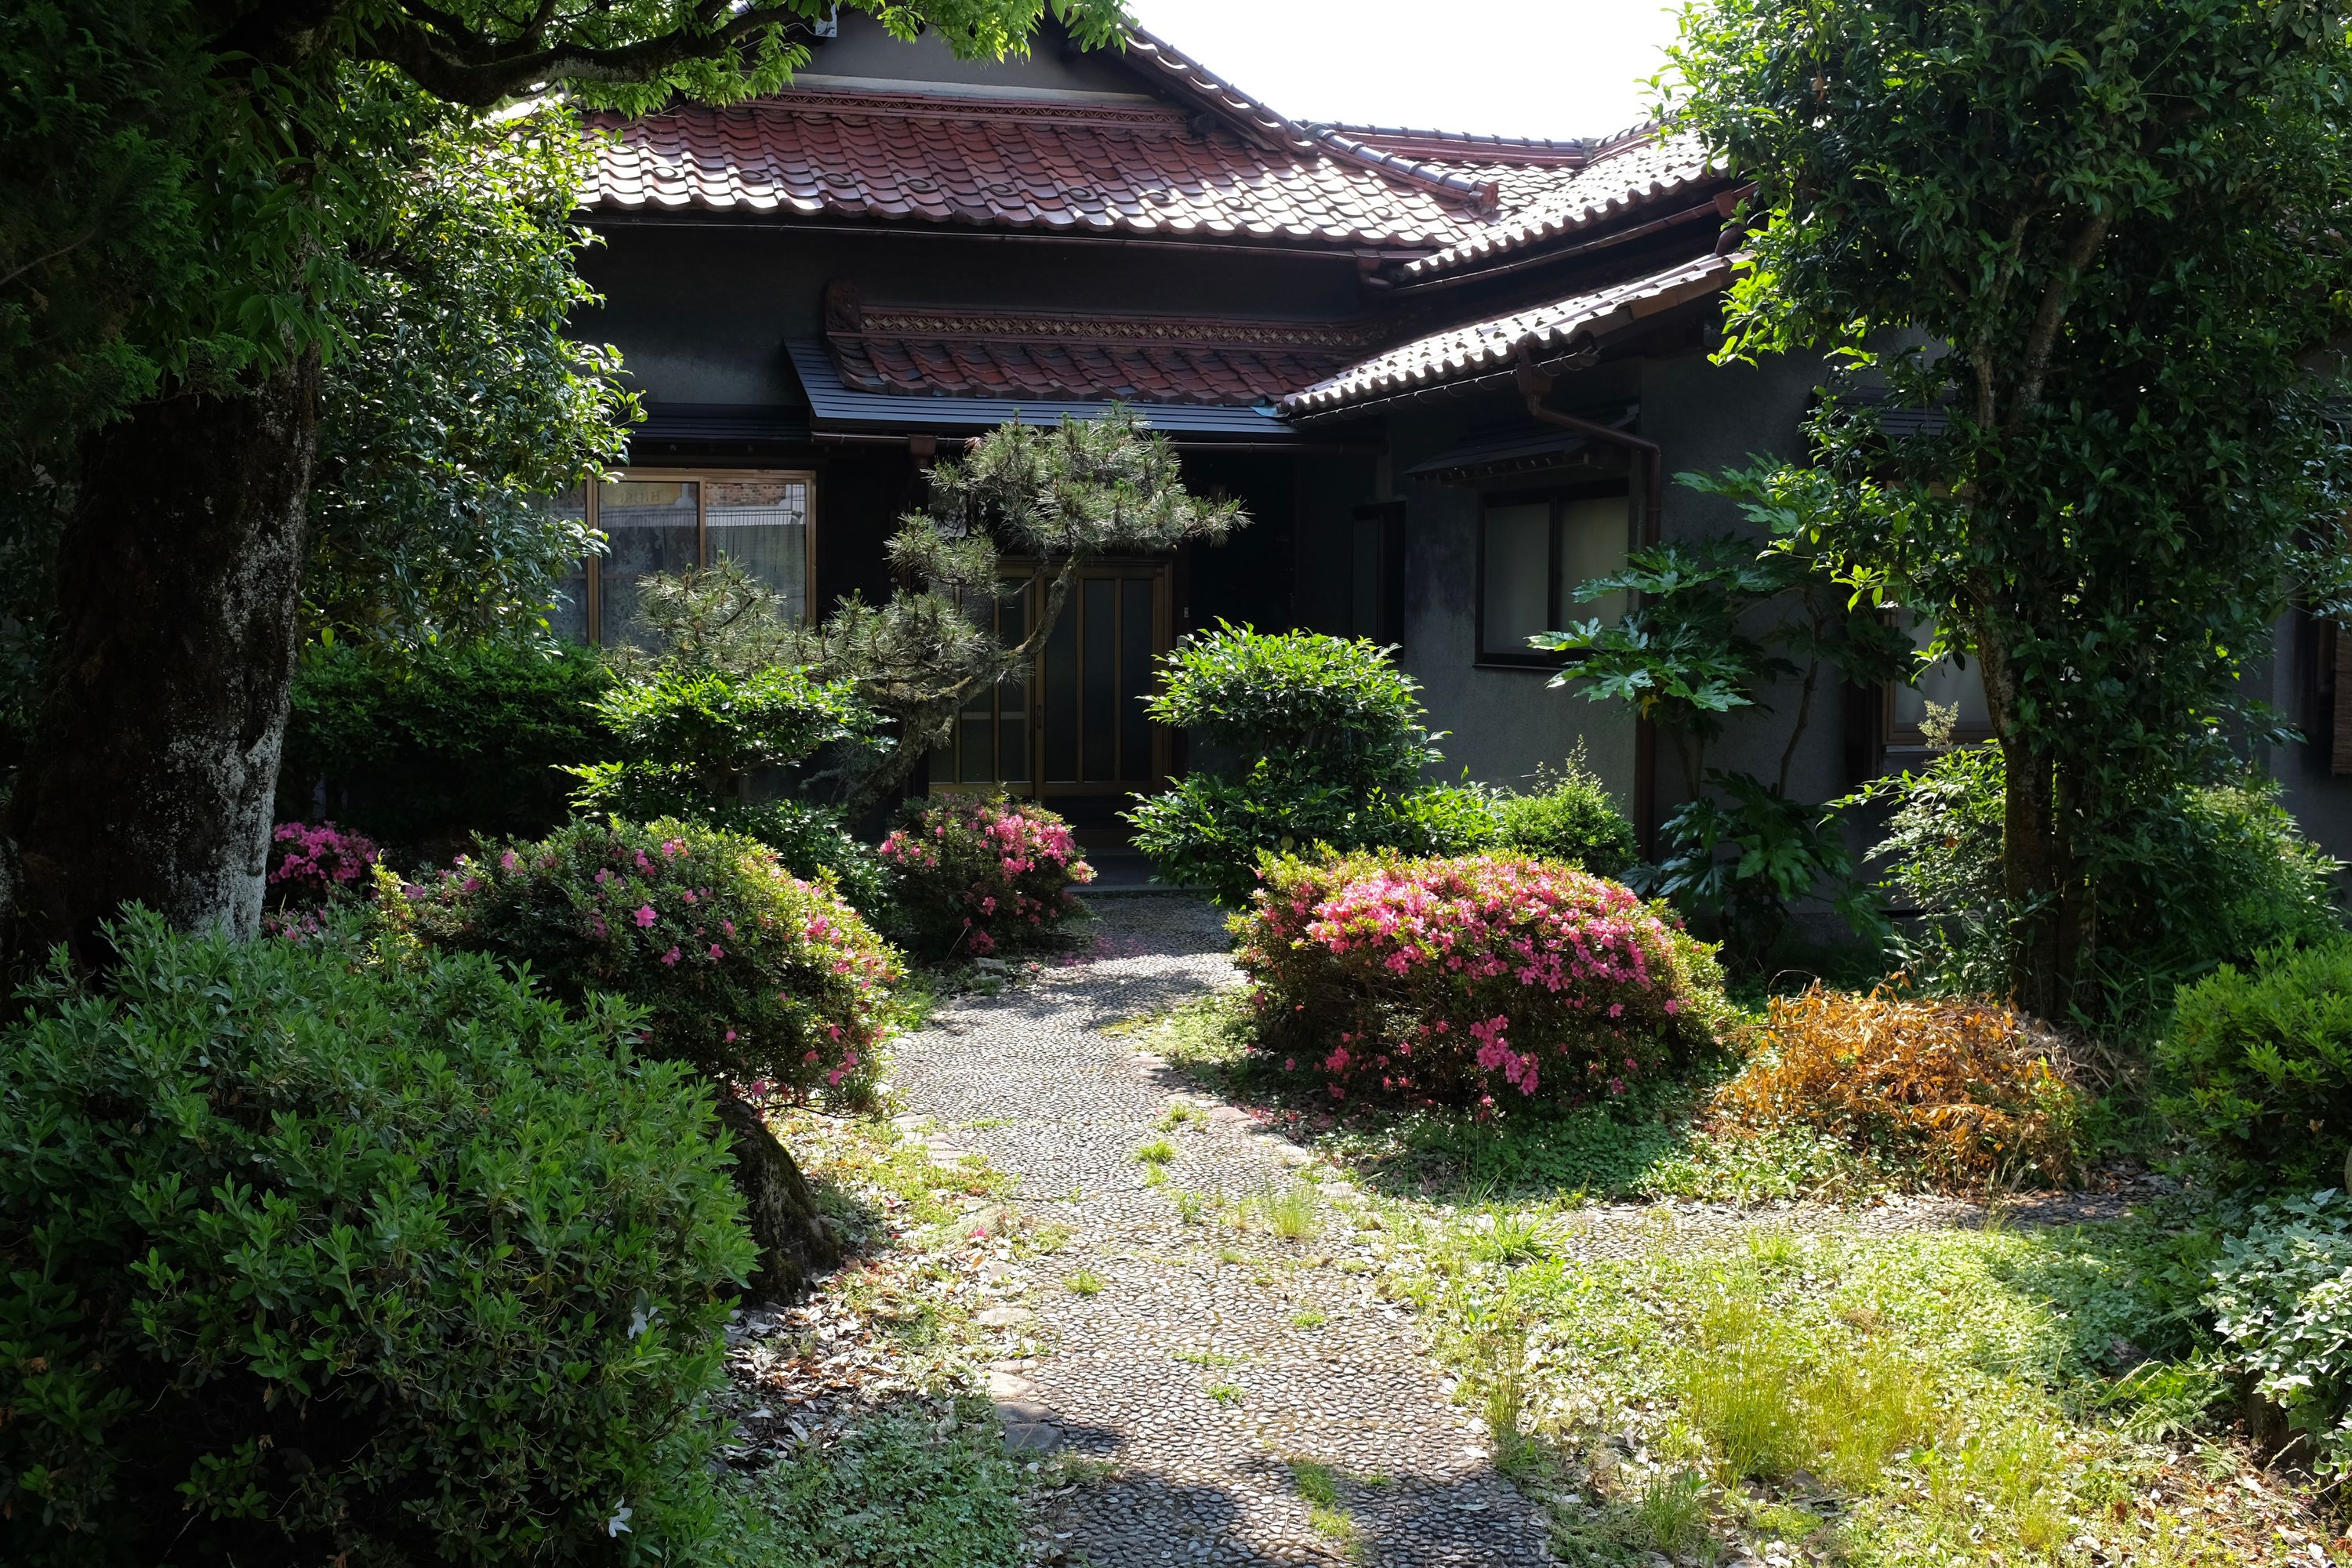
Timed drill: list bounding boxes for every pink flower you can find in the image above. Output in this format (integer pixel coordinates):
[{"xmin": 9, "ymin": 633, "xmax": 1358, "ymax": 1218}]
[
  {"xmin": 634, "ymin": 905, "xmax": 657, "ymax": 928},
  {"xmin": 709, "ymin": 944, "xmax": 724, "ymax": 960},
  {"xmin": 499, "ymin": 850, "xmax": 519, "ymax": 873},
  {"xmin": 659, "ymin": 946, "xmax": 682, "ymax": 966}
]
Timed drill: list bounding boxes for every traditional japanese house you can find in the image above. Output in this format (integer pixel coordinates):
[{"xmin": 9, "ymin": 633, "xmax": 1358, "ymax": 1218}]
[{"xmin": 571, "ymin": 13, "xmax": 2352, "ymax": 862}]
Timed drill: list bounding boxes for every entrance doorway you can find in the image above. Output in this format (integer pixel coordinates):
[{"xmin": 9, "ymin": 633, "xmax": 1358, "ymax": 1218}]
[{"xmin": 938, "ymin": 559, "xmax": 1172, "ymax": 803}]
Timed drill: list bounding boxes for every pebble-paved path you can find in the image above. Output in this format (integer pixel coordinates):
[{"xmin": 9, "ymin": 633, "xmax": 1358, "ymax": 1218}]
[{"xmin": 888, "ymin": 895, "xmax": 1554, "ymax": 1568}]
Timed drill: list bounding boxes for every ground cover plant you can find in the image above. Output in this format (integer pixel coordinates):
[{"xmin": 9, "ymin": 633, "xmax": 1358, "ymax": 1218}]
[
  {"xmin": 397, "ymin": 815, "xmax": 898, "ymax": 1104},
  {"xmin": 1711, "ymin": 984, "xmax": 2085, "ymax": 1189},
  {"xmin": 878, "ymin": 793, "xmax": 1094, "ymax": 959},
  {"xmin": 1232, "ymin": 851, "xmax": 1727, "ymax": 1109},
  {"xmin": 2205, "ymin": 1191, "xmax": 2352, "ymax": 1480},
  {"xmin": 0, "ymin": 910, "xmax": 755, "ymax": 1567},
  {"xmin": 1381, "ymin": 1203, "xmax": 2349, "ymax": 1566},
  {"xmin": 2158, "ymin": 939, "xmax": 2352, "ymax": 1196}
]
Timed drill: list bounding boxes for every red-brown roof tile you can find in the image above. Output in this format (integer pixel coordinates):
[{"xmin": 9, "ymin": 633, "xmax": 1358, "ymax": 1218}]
[
  {"xmin": 825, "ymin": 293, "xmax": 1370, "ymax": 405},
  {"xmin": 585, "ymin": 87, "xmax": 1490, "ymax": 249},
  {"xmin": 1283, "ymin": 253, "xmax": 1735, "ymax": 417}
]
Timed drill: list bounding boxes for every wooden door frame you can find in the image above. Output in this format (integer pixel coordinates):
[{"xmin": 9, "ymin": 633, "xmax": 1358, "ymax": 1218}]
[{"xmin": 930, "ymin": 556, "xmax": 1174, "ymax": 799}]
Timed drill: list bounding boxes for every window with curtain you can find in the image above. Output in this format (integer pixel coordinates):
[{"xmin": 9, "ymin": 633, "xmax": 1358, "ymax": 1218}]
[
  {"xmin": 543, "ymin": 470, "xmax": 815, "ymax": 647},
  {"xmin": 1477, "ymin": 487, "xmax": 1631, "ymax": 665},
  {"xmin": 1885, "ymin": 611, "xmax": 1994, "ymax": 749}
]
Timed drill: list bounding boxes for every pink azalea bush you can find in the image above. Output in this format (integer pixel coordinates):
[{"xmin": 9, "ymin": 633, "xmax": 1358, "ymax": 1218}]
[
  {"xmin": 878, "ymin": 793, "xmax": 1095, "ymax": 959},
  {"xmin": 266, "ymin": 820, "xmax": 380, "ymax": 905},
  {"xmin": 396, "ymin": 816, "xmax": 898, "ymax": 1105},
  {"xmin": 1232, "ymin": 851, "xmax": 1727, "ymax": 1109}
]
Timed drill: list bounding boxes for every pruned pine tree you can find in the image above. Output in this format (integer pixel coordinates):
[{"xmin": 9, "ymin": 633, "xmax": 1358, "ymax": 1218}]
[{"xmin": 786, "ymin": 408, "xmax": 1247, "ymax": 815}]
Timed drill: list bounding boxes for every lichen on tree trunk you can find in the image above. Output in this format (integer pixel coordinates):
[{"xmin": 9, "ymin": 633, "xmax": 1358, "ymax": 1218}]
[
  {"xmin": 710, "ymin": 1093, "xmax": 840, "ymax": 1301},
  {"xmin": 5, "ymin": 358, "xmax": 322, "ymax": 969}
]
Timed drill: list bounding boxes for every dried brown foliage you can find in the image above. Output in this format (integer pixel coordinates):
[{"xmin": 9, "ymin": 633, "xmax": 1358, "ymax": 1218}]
[{"xmin": 1712, "ymin": 985, "xmax": 2083, "ymax": 1188}]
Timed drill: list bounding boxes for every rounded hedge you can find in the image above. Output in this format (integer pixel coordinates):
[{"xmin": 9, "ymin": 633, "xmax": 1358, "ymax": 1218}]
[
  {"xmin": 401, "ymin": 816, "xmax": 899, "ymax": 1105},
  {"xmin": 1232, "ymin": 851, "xmax": 1726, "ymax": 1108},
  {"xmin": 0, "ymin": 911, "xmax": 754, "ymax": 1568}
]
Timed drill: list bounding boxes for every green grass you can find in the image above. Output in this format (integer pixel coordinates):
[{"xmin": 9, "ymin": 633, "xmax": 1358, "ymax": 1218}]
[
  {"xmin": 1389, "ymin": 1206, "xmax": 2330, "ymax": 1566},
  {"xmin": 1169, "ymin": 1187, "xmax": 1214, "ymax": 1225},
  {"xmin": 722, "ymin": 1395, "xmax": 1021, "ymax": 1566},
  {"xmin": 1290, "ymin": 1308, "xmax": 1327, "ymax": 1330},
  {"xmin": 1125, "ymin": 993, "xmax": 1894, "ymax": 1208},
  {"xmin": 1203, "ymin": 1381, "xmax": 1243, "ymax": 1406},
  {"xmin": 1157, "ymin": 1102, "xmax": 1209, "ymax": 1133},
  {"xmin": 1064, "ymin": 1268, "xmax": 1104, "ymax": 1296},
  {"xmin": 1134, "ymin": 1138, "xmax": 1177, "ymax": 1166},
  {"xmin": 1247, "ymin": 1182, "xmax": 1321, "ymax": 1242},
  {"xmin": 1286, "ymin": 1457, "xmax": 1366, "ymax": 1562},
  {"xmin": 1174, "ymin": 1347, "xmax": 1239, "ymax": 1368}
]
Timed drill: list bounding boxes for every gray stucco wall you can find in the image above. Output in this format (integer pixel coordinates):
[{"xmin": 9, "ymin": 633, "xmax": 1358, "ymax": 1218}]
[{"xmin": 1381, "ymin": 343, "xmax": 1837, "ymax": 817}]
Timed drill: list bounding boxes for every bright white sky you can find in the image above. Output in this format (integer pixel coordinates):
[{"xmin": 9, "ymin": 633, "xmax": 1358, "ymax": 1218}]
[{"xmin": 1123, "ymin": 0, "xmax": 1686, "ymax": 143}]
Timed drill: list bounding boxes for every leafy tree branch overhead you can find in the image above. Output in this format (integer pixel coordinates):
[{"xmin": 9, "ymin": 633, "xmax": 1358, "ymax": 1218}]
[{"xmin": 0, "ymin": 0, "xmax": 1130, "ymax": 967}]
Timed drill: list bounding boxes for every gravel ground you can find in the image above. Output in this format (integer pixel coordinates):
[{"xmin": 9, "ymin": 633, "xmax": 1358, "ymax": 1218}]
[{"xmin": 887, "ymin": 895, "xmax": 1554, "ymax": 1567}]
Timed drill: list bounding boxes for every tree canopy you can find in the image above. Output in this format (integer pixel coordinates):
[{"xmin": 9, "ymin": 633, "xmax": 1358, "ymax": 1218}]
[{"xmin": 1667, "ymin": 0, "xmax": 2352, "ymax": 1011}]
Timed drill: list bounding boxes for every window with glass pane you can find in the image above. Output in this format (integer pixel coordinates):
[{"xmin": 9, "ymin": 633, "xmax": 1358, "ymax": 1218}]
[
  {"xmin": 597, "ymin": 479, "xmax": 699, "ymax": 650},
  {"xmin": 706, "ymin": 477, "xmax": 810, "ymax": 621},
  {"xmin": 1559, "ymin": 495, "xmax": 1629, "ymax": 627},
  {"xmin": 1479, "ymin": 490, "xmax": 1631, "ymax": 664},
  {"xmin": 1888, "ymin": 612, "xmax": 1992, "ymax": 742},
  {"xmin": 1481, "ymin": 501, "xmax": 1553, "ymax": 660},
  {"xmin": 541, "ymin": 487, "xmax": 590, "ymax": 643}
]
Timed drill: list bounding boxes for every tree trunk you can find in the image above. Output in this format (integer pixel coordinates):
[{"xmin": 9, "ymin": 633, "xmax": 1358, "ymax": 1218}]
[
  {"xmin": 5, "ymin": 358, "xmax": 321, "ymax": 970},
  {"xmin": 1999, "ymin": 734, "xmax": 2068, "ymax": 1016},
  {"xmin": 710, "ymin": 1093, "xmax": 840, "ymax": 1301}
]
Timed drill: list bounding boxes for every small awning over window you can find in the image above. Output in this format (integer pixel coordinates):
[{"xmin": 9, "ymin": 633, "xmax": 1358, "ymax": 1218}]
[
  {"xmin": 786, "ymin": 342, "xmax": 1300, "ymax": 440},
  {"xmin": 1402, "ymin": 404, "xmax": 1637, "ymax": 485}
]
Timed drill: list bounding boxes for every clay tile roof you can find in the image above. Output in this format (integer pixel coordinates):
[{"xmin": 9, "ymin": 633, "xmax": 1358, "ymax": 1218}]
[
  {"xmin": 1281, "ymin": 252, "xmax": 1735, "ymax": 418},
  {"xmin": 584, "ymin": 82, "xmax": 1493, "ymax": 250},
  {"xmin": 1396, "ymin": 129, "xmax": 1722, "ymax": 280},
  {"xmin": 825, "ymin": 291, "xmax": 1373, "ymax": 405}
]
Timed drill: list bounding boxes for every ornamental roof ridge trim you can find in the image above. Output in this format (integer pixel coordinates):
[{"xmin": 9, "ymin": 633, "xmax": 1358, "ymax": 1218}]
[
  {"xmin": 1282, "ymin": 252, "xmax": 1737, "ymax": 418},
  {"xmin": 842, "ymin": 306, "xmax": 1381, "ymax": 353},
  {"xmin": 1118, "ymin": 26, "xmax": 1498, "ymax": 208},
  {"xmin": 1396, "ymin": 128, "xmax": 1724, "ymax": 280},
  {"xmin": 1310, "ymin": 122, "xmax": 1593, "ymax": 166}
]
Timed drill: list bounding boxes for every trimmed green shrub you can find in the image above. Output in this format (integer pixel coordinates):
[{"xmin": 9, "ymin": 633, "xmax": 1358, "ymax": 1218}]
[
  {"xmin": 1232, "ymin": 851, "xmax": 1726, "ymax": 1108},
  {"xmin": 567, "ymin": 664, "xmax": 888, "ymax": 912},
  {"xmin": 0, "ymin": 909, "xmax": 755, "ymax": 1568},
  {"xmin": 1490, "ymin": 756, "xmax": 1639, "ymax": 877},
  {"xmin": 401, "ymin": 816, "xmax": 899, "ymax": 1104},
  {"xmin": 878, "ymin": 794, "xmax": 1094, "ymax": 958},
  {"xmin": 1127, "ymin": 625, "xmax": 1502, "ymax": 905},
  {"xmin": 2205, "ymin": 1191, "xmax": 2352, "ymax": 1478},
  {"xmin": 278, "ymin": 637, "xmax": 611, "ymax": 852},
  {"xmin": 2157, "ymin": 939, "xmax": 2352, "ymax": 1194},
  {"xmin": 1142, "ymin": 621, "xmax": 1438, "ymax": 788},
  {"xmin": 1871, "ymin": 745, "xmax": 2343, "ymax": 1018}
]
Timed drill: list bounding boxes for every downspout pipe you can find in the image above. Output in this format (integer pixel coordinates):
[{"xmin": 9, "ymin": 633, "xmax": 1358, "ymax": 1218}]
[{"xmin": 1512, "ymin": 347, "xmax": 1664, "ymax": 855}]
